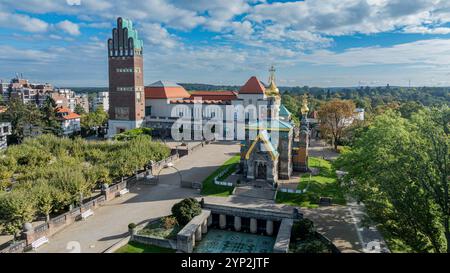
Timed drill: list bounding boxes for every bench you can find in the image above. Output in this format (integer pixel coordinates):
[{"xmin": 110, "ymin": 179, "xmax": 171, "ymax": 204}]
[
  {"xmin": 31, "ymin": 236, "xmax": 49, "ymax": 250},
  {"xmin": 81, "ymin": 209, "xmax": 94, "ymax": 220},
  {"xmin": 119, "ymin": 188, "xmax": 129, "ymax": 196},
  {"xmin": 319, "ymin": 197, "xmax": 333, "ymax": 206}
]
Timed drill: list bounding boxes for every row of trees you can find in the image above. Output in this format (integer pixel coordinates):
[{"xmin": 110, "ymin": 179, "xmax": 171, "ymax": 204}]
[
  {"xmin": 336, "ymin": 107, "xmax": 449, "ymax": 252},
  {"xmin": 0, "ymin": 134, "xmax": 171, "ymax": 238},
  {"xmin": 289, "ymin": 96, "xmax": 431, "ymax": 151}
]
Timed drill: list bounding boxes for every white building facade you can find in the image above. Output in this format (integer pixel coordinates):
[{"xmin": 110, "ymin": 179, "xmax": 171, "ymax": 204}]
[{"xmin": 0, "ymin": 122, "xmax": 11, "ymax": 150}]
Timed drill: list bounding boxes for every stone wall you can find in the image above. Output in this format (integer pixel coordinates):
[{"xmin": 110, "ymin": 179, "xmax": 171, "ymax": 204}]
[
  {"xmin": 19, "ymin": 194, "xmax": 107, "ymax": 250},
  {"xmin": 273, "ymin": 218, "xmax": 294, "ymax": 253},
  {"xmin": 177, "ymin": 210, "xmax": 211, "ymax": 253},
  {"xmin": 2, "ymin": 176, "xmax": 136, "ymax": 253},
  {"xmin": 203, "ymin": 203, "xmax": 296, "ymax": 222},
  {"xmin": 132, "ymin": 234, "xmax": 176, "ymax": 250}
]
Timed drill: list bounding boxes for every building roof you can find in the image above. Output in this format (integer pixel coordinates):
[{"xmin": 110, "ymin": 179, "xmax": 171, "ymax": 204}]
[
  {"xmin": 145, "ymin": 81, "xmax": 191, "ymax": 99},
  {"xmin": 245, "ymin": 130, "xmax": 279, "ymax": 161},
  {"xmin": 57, "ymin": 107, "xmax": 80, "ymax": 120},
  {"xmin": 121, "ymin": 18, "xmax": 143, "ymax": 50},
  {"xmin": 239, "ymin": 76, "xmax": 266, "ymax": 94},
  {"xmin": 189, "ymin": 91, "xmax": 238, "ymax": 101},
  {"xmin": 279, "ymin": 104, "xmax": 292, "ymax": 117},
  {"xmin": 170, "ymin": 99, "xmax": 230, "ymax": 105}
]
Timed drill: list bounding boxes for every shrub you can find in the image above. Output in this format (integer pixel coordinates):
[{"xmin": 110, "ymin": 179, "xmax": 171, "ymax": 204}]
[
  {"xmin": 294, "ymin": 238, "xmax": 331, "ymax": 253},
  {"xmin": 128, "ymin": 223, "xmax": 137, "ymax": 230},
  {"xmin": 292, "ymin": 219, "xmax": 315, "ymax": 240},
  {"xmin": 162, "ymin": 216, "xmax": 178, "ymax": 230},
  {"xmin": 171, "ymin": 198, "xmax": 202, "ymax": 226}
]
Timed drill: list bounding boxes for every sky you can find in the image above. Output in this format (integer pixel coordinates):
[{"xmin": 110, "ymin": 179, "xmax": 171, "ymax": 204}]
[{"xmin": 1, "ymin": 0, "xmax": 450, "ymax": 87}]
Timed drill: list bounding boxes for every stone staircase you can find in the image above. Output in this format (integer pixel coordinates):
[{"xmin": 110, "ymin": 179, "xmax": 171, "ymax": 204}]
[{"xmin": 233, "ymin": 185, "xmax": 276, "ymax": 200}]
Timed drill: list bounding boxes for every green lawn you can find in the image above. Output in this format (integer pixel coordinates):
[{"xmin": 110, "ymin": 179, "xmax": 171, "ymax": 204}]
[
  {"xmin": 276, "ymin": 157, "xmax": 346, "ymax": 208},
  {"xmin": 116, "ymin": 241, "xmax": 176, "ymax": 253},
  {"xmin": 201, "ymin": 155, "xmax": 240, "ymax": 197}
]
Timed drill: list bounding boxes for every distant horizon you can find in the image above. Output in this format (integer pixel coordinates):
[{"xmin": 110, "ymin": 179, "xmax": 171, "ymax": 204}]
[{"xmin": 59, "ymin": 83, "xmax": 448, "ymax": 90}]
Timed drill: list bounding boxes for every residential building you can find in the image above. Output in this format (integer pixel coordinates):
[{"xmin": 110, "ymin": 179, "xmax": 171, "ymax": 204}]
[
  {"xmin": 51, "ymin": 89, "xmax": 89, "ymax": 113},
  {"xmin": 93, "ymin": 91, "xmax": 109, "ymax": 112},
  {"xmin": 0, "ymin": 122, "xmax": 11, "ymax": 150},
  {"xmin": 56, "ymin": 107, "xmax": 81, "ymax": 136},
  {"xmin": 2, "ymin": 77, "xmax": 89, "ymax": 113}
]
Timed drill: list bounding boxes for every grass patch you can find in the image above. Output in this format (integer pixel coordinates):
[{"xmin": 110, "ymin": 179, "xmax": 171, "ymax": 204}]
[
  {"xmin": 115, "ymin": 241, "xmax": 175, "ymax": 253},
  {"xmin": 201, "ymin": 155, "xmax": 240, "ymax": 197},
  {"xmin": 138, "ymin": 219, "xmax": 181, "ymax": 240},
  {"xmin": 276, "ymin": 157, "xmax": 346, "ymax": 208}
]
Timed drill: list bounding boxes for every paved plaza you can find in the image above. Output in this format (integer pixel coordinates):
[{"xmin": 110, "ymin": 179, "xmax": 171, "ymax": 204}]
[{"xmin": 36, "ymin": 142, "xmax": 239, "ymax": 253}]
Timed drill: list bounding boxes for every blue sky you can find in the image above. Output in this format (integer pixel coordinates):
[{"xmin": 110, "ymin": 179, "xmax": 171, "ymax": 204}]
[{"xmin": 1, "ymin": 0, "xmax": 450, "ymax": 87}]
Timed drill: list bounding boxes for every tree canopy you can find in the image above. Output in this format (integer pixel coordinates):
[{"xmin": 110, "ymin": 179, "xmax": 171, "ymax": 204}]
[
  {"xmin": 318, "ymin": 99, "xmax": 356, "ymax": 150},
  {"xmin": 0, "ymin": 134, "xmax": 170, "ymax": 236},
  {"xmin": 336, "ymin": 107, "xmax": 450, "ymax": 252}
]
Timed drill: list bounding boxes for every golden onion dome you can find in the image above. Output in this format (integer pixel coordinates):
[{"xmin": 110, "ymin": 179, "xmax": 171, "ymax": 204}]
[
  {"xmin": 301, "ymin": 94, "xmax": 309, "ymax": 115},
  {"xmin": 266, "ymin": 65, "xmax": 280, "ymax": 97},
  {"xmin": 265, "ymin": 80, "xmax": 280, "ymax": 97}
]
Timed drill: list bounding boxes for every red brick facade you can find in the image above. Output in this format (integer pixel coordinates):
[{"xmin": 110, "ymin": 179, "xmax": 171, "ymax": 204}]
[{"xmin": 108, "ymin": 17, "xmax": 145, "ymax": 122}]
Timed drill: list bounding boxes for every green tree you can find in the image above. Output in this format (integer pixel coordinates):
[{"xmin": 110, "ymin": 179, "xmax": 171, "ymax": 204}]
[
  {"xmin": 74, "ymin": 104, "xmax": 86, "ymax": 115},
  {"xmin": 171, "ymin": 198, "xmax": 202, "ymax": 226},
  {"xmin": 337, "ymin": 110, "xmax": 449, "ymax": 252},
  {"xmin": 41, "ymin": 97, "xmax": 62, "ymax": 136},
  {"xmin": 409, "ymin": 107, "xmax": 450, "ymax": 252},
  {"xmin": 318, "ymin": 99, "xmax": 356, "ymax": 150},
  {"xmin": 81, "ymin": 106, "xmax": 108, "ymax": 136},
  {"xmin": 2, "ymin": 98, "xmax": 43, "ymax": 143},
  {"xmin": 33, "ymin": 180, "xmax": 56, "ymax": 222},
  {"xmin": 0, "ymin": 190, "xmax": 36, "ymax": 238}
]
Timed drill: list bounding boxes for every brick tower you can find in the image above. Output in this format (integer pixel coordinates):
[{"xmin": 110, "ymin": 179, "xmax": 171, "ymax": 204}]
[{"xmin": 107, "ymin": 17, "xmax": 145, "ymax": 138}]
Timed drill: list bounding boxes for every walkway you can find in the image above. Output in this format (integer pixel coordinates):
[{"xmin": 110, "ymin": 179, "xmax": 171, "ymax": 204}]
[
  {"xmin": 305, "ymin": 139, "xmax": 389, "ymax": 253},
  {"xmin": 36, "ymin": 142, "xmax": 240, "ymax": 253}
]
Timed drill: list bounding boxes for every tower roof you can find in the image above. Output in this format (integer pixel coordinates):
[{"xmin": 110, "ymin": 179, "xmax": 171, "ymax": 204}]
[
  {"xmin": 265, "ymin": 65, "xmax": 280, "ymax": 97},
  {"xmin": 108, "ymin": 17, "xmax": 143, "ymax": 57},
  {"xmin": 239, "ymin": 76, "xmax": 266, "ymax": 94},
  {"xmin": 246, "ymin": 119, "xmax": 294, "ymax": 131},
  {"xmin": 279, "ymin": 104, "xmax": 291, "ymax": 117},
  {"xmin": 145, "ymin": 81, "xmax": 190, "ymax": 99},
  {"xmin": 121, "ymin": 18, "xmax": 143, "ymax": 50}
]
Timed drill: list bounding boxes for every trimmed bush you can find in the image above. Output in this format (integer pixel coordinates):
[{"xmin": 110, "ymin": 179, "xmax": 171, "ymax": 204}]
[
  {"xmin": 292, "ymin": 219, "xmax": 315, "ymax": 240},
  {"xmin": 128, "ymin": 223, "xmax": 137, "ymax": 230},
  {"xmin": 162, "ymin": 216, "xmax": 178, "ymax": 230},
  {"xmin": 293, "ymin": 238, "xmax": 331, "ymax": 253},
  {"xmin": 171, "ymin": 198, "xmax": 202, "ymax": 226}
]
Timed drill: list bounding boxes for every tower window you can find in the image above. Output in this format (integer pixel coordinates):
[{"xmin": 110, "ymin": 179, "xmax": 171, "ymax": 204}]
[{"xmin": 145, "ymin": 106, "xmax": 152, "ymax": 116}]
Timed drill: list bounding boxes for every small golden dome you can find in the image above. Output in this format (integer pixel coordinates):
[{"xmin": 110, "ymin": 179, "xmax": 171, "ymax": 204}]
[
  {"xmin": 301, "ymin": 94, "xmax": 309, "ymax": 115},
  {"xmin": 266, "ymin": 65, "xmax": 280, "ymax": 97}
]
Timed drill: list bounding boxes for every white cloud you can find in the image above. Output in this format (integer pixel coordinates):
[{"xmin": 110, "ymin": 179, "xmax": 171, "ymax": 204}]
[
  {"xmin": 141, "ymin": 23, "xmax": 179, "ymax": 49},
  {"xmin": 302, "ymin": 39, "xmax": 450, "ymax": 67},
  {"xmin": 247, "ymin": 0, "xmax": 450, "ymax": 36},
  {"xmin": 403, "ymin": 25, "xmax": 450, "ymax": 34},
  {"xmin": 56, "ymin": 20, "xmax": 81, "ymax": 36},
  {"xmin": 0, "ymin": 11, "xmax": 49, "ymax": 33},
  {"xmin": 0, "ymin": 45, "xmax": 56, "ymax": 63}
]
